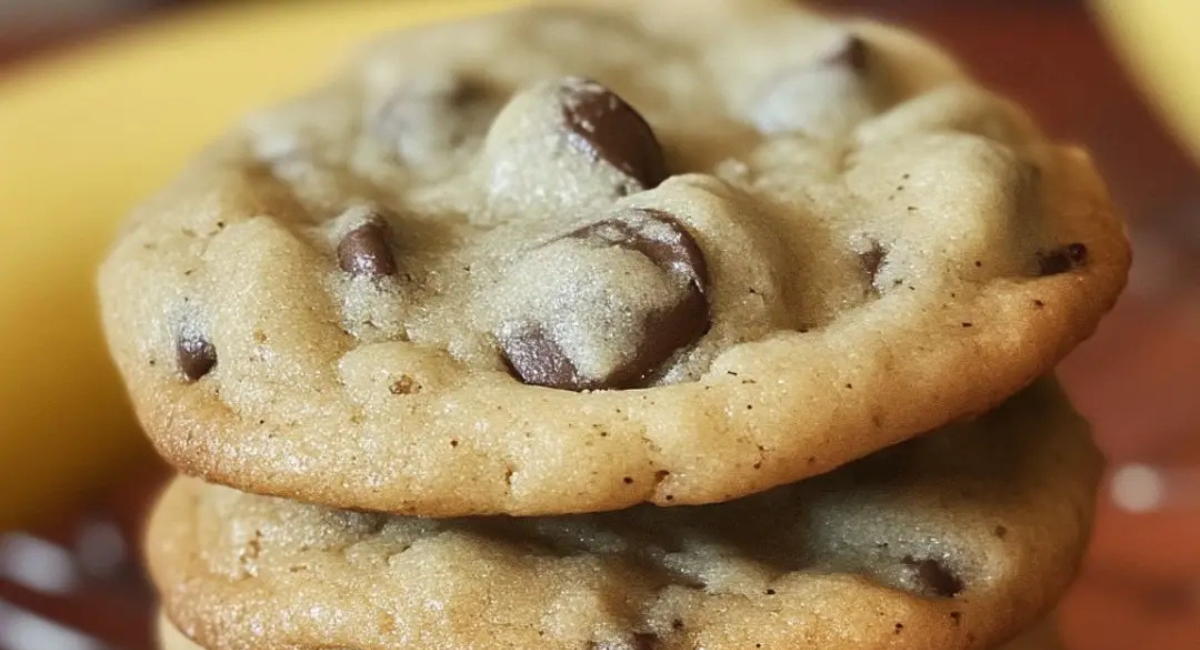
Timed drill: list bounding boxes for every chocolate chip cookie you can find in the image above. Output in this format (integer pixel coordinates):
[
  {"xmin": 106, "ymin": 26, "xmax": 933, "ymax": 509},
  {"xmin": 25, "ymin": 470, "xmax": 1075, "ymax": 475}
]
[
  {"xmin": 156, "ymin": 613, "xmax": 1063, "ymax": 650},
  {"xmin": 100, "ymin": 0, "xmax": 1128, "ymax": 516},
  {"xmin": 145, "ymin": 381, "xmax": 1099, "ymax": 650}
]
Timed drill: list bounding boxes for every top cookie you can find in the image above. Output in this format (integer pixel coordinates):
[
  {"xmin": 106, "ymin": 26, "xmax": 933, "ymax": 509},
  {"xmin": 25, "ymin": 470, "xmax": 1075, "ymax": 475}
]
[{"xmin": 99, "ymin": 0, "xmax": 1129, "ymax": 516}]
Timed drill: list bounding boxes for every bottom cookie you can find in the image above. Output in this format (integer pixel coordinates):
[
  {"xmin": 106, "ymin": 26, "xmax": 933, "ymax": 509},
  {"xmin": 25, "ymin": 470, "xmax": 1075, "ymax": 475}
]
[
  {"xmin": 156, "ymin": 612, "xmax": 1062, "ymax": 650},
  {"xmin": 147, "ymin": 382, "xmax": 1098, "ymax": 650}
]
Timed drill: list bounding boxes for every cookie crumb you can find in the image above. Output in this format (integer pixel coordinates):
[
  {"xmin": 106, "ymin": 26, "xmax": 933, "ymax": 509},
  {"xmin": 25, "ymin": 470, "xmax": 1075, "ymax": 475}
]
[{"xmin": 389, "ymin": 376, "xmax": 421, "ymax": 395}]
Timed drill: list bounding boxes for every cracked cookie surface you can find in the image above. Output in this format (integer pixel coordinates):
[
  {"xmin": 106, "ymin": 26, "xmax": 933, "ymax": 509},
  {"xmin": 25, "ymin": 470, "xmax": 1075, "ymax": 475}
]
[
  {"xmin": 147, "ymin": 381, "xmax": 1097, "ymax": 650},
  {"xmin": 100, "ymin": 0, "xmax": 1128, "ymax": 516}
]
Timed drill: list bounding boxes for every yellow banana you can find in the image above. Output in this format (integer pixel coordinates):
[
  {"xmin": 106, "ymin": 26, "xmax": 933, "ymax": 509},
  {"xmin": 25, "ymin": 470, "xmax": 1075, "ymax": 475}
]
[
  {"xmin": 1092, "ymin": 0, "xmax": 1200, "ymax": 164},
  {"xmin": 0, "ymin": 0, "xmax": 516, "ymax": 529}
]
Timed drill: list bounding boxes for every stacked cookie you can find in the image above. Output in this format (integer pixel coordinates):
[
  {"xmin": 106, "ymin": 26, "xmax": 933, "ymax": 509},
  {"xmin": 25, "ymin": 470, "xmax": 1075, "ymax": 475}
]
[{"xmin": 98, "ymin": 1, "xmax": 1129, "ymax": 649}]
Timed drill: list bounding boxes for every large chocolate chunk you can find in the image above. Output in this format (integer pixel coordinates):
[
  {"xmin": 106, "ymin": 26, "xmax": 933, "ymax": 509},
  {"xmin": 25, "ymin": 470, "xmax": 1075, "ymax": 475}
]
[
  {"xmin": 338, "ymin": 217, "xmax": 398, "ymax": 278},
  {"xmin": 499, "ymin": 209, "xmax": 710, "ymax": 391},
  {"xmin": 560, "ymin": 78, "xmax": 668, "ymax": 190},
  {"xmin": 178, "ymin": 331, "xmax": 217, "ymax": 382}
]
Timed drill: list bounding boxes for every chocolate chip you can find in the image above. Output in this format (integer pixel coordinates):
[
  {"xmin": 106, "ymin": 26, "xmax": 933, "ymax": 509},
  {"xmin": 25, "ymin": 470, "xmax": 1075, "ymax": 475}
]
[
  {"xmin": 1037, "ymin": 242, "xmax": 1088, "ymax": 276},
  {"xmin": 499, "ymin": 209, "xmax": 710, "ymax": 391},
  {"xmin": 338, "ymin": 218, "xmax": 397, "ymax": 277},
  {"xmin": 570, "ymin": 209, "xmax": 708, "ymax": 290},
  {"xmin": 750, "ymin": 34, "xmax": 879, "ymax": 136},
  {"xmin": 822, "ymin": 33, "xmax": 868, "ymax": 71},
  {"xmin": 501, "ymin": 327, "xmax": 591, "ymax": 391},
  {"xmin": 560, "ymin": 78, "xmax": 667, "ymax": 189},
  {"xmin": 902, "ymin": 555, "xmax": 963, "ymax": 598},
  {"xmin": 178, "ymin": 332, "xmax": 216, "ymax": 381},
  {"xmin": 572, "ymin": 209, "xmax": 710, "ymax": 372}
]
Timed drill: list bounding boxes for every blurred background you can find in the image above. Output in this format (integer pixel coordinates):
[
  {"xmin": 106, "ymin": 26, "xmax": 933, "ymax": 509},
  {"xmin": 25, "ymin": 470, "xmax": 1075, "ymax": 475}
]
[{"xmin": 0, "ymin": 1, "xmax": 1197, "ymax": 649}]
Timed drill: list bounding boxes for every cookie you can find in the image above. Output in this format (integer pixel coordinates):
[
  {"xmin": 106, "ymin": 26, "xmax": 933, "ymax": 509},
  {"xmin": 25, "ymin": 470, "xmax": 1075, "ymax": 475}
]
[
  {"xmin": 146, "ymin": 381, "xmax": 1100, "ymax": 650},
  {"xmin": 100, "ymin": 0, "xmax": 1128, "ymax": 516},
  {"xmin": 155, "ymin": 613, "xmax": 1062, "ymax": 650}
]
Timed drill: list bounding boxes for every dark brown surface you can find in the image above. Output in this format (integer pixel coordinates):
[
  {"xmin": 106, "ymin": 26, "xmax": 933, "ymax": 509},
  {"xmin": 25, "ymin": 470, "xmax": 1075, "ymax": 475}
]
[{"xmin": 2, "ymin": 1, "xmax": 1198, "ymax": 649}]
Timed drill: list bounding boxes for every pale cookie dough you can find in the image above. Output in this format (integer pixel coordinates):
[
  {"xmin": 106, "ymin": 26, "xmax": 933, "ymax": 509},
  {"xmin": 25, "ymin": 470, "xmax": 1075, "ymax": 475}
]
[
  {"xmin": 146, "ymin": 382, "xmax": 1099, "ymax": 650},
  {"xmin": 101, "ymin": 0, "xmax": 1128, "ymax": 516}
]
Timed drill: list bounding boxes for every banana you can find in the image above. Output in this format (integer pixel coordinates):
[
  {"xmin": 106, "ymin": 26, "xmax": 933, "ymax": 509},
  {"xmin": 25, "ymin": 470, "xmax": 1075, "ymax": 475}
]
[
  {"xmin": 0, "ymin": 0, "xmax": 516, "ymax": 529},
  {"xmin": 1092, "ymin": 0, "xmax": 1200, "ymax": 164}
]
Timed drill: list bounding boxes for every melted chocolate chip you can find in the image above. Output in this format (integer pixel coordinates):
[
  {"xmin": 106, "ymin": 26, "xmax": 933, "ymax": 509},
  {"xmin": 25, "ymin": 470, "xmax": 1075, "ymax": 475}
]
[
  {"xmin": 823, "ymin": 33, "xmax": 868, "ymax": 71},
  {"xmin": 500, "ymin": 327, "xmax": 591, "ymax": 391},
  {"xmin": 1037, "ymin": 242, "xmax": 1088, "ymax": 276},
  {"xmin": 499, "ymin": 209, "xmax": 710, "ymax": 391},
  {"xmin": 569, "ymin": 209, "xmax": 708, "ymax": 291},
  {"xmin": 338, "ymin": 218, "xmax": 397, "ymax": 277},
  {"xmin": 902, "ymin": 555, "xmax": 964, "ymax": 598},
  {"xmin": 560, "ymin": 78, "xmax": 668, "ymax": 190},
  {"xmin": 749, "ymin": 37, "xmax": 880, "ymax": 137},
  {"xmin": 178, "ymin": 332, "xmax": 217, "ymax": 381}
]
